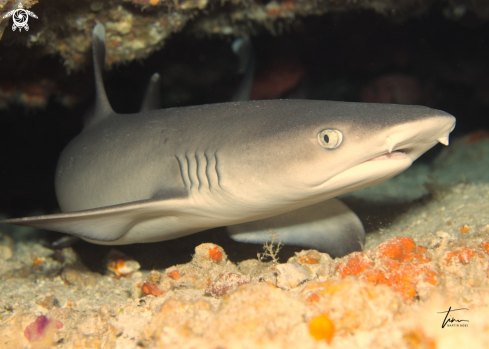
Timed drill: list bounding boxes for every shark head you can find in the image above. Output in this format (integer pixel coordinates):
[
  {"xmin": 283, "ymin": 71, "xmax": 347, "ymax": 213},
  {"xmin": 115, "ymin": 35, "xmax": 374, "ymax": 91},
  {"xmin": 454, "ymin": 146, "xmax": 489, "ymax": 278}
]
[{"xmin": 210, "ymin": 100, "xmax": 455, "ymax": 214}]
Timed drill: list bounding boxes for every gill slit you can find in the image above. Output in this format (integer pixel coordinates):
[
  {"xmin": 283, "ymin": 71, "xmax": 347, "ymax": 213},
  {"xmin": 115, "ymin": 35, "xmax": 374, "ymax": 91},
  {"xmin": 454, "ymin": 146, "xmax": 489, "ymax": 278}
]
[
  {"xmin": 175, "ymin": 152, "xmax": 222, "ymax": 193},
  {"xmin": 204, "ymin": 152, "xmax": 212, "ymax": 190},
  {"xmin": 214, "ymin": 151, "xmax": 222, "ymax": 189},
  {"xmin": 175, "ymin": 155, "xmax": 189, "ymax": 191}
]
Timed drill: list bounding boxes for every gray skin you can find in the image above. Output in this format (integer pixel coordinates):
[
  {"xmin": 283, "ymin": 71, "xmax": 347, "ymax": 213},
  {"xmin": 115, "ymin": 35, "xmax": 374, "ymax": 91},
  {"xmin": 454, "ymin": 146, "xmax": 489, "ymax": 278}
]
[
  {"xmin": 0, "ymin": 24, "xmax": 456, "ymax": 256},
  {"xmin": 58, "ymin": 99, "xmax": 451, "ymax": 213}
]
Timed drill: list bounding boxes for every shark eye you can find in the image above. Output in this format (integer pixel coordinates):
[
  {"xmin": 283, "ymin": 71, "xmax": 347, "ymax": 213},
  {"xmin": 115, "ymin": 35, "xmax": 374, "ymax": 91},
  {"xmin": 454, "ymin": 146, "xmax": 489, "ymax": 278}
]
[{"xmin": 318, "ymin": 129, "xmax": 343, "ymax": 149}]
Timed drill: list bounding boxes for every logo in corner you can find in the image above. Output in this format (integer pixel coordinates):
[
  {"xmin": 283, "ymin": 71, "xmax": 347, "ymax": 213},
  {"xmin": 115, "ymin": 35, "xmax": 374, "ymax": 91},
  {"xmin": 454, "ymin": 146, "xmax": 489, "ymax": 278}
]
[{"xmin": 3, "ymin": 3, "xmax": 38, "ymax": 32}]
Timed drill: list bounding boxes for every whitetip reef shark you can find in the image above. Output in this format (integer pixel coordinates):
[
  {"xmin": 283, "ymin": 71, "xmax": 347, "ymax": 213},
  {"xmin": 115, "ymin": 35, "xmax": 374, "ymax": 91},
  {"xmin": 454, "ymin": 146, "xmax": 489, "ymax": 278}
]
[{"xmin": 0, "ymin": 24, "xmax": 456, "ymax": 258}]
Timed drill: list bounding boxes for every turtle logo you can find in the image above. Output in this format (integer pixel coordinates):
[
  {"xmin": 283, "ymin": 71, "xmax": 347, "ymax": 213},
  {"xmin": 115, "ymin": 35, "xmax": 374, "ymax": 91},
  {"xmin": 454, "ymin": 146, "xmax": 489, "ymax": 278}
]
[{"xmin": 3, "ymin": 3, "xmax": 38, "ymax": 32}]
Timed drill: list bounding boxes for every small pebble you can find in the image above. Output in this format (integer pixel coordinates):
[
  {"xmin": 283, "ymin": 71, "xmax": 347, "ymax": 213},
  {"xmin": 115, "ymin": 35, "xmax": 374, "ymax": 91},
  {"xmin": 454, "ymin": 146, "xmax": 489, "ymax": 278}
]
[{"xmin": 275, "ymin": 263, "xmax": 312, "ymax": 290}]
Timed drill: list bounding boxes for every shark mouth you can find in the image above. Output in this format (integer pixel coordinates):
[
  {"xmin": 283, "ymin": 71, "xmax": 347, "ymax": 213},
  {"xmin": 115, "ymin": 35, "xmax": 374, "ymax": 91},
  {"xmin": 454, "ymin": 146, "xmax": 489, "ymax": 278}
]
[
  {"xmin": 366, "ymin": 148, "xmax": 412, "ymax": 162},
  {"xmin": 364, "ymin": 133, "xmax": 451, "ymax": 164}
]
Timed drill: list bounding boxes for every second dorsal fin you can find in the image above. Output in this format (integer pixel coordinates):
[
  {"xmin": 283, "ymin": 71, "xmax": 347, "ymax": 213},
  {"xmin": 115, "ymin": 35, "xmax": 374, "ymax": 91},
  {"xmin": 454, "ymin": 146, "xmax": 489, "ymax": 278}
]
[
  {"xmin": 231, "ymin": 38, "xmax": 255, "ymax": 102},
  {"xmin": 87, "ymin": 23, "xmax": 114, "ymax": 127},
  {"xmin": 140, "ymin": 73, "xmax": 162, "ymax": 112}
]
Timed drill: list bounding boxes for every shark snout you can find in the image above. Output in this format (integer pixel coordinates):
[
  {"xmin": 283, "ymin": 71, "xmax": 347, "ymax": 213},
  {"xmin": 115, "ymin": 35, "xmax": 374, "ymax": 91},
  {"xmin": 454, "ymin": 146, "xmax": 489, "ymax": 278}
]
[{"xmin": 379, "ymin": 114, "xmax": 455, "ymax": 161}]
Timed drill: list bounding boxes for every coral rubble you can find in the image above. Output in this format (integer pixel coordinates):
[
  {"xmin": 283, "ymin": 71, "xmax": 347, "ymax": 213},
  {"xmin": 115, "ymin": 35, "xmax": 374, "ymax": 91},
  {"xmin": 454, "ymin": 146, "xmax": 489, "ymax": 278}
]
[{"xmin": 1, "ymin": 227, "xmax": 489, "ymax": 348}]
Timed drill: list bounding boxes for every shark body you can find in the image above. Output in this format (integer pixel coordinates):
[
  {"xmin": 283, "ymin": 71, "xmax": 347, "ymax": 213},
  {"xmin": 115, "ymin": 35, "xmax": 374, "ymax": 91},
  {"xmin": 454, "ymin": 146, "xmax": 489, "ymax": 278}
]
[{"xmin": 0, "ymin": 24, "xmax": 456, "ymax": 257}]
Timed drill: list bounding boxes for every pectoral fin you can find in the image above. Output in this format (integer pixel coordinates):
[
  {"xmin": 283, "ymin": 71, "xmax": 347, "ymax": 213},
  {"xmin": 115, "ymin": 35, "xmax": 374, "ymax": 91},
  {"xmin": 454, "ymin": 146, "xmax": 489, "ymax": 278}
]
[
  {"xmin": 226, "ymin": 198, "xmax": 365, "ymax": 258},
  {"xmin": 0, "ymin": 198, "xmax": 183, "ymax": 242}
]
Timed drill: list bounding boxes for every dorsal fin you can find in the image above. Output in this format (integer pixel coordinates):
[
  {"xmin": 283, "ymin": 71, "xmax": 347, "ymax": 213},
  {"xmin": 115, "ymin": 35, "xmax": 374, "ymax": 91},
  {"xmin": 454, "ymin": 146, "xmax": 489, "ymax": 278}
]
[
  {"xmin": 140, "ymin": 73, "xmax": 162, "ymax": 112},
  {"xmin": 88, "ymin": 23, "xmax": 114, "ymax": 127},
  {"xmin": 231, "ymin": 38, "xmax": 255, "ymax": 101}
]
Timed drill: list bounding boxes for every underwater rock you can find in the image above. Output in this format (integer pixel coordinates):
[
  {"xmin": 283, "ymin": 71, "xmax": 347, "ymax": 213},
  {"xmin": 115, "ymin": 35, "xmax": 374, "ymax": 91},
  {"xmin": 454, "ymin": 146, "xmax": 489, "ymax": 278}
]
[
  {"xmin": 288, "ymin": 249, "xmax": 334, "ymax": 277},
  {"xmin": 193, "ymin": 243, "xmax": 228, "ymax": 267},
  {"xmin": 205, "ymin": 272, "xmax": 250, "ymax": 297},
  {"xmin": 61, "ymin": 265, "xmax": 100, "ymax": 287},
  {"xmin": 0, "ymin": 244, "xmax": 12, "ymax": 260},
  {"xmin": 275, "ymin": 262, "xmax": 312, "ymax": 290},
  {"xmin": 301, "ymin": 279, "xmax": 404, "ymax": 335},
  {"xmin": 0, "ymin": 233, "xmax": 489, "ymax": 347},
  {"xmin": 106, "ymin": 248, "xmax": 141, "ymax": 277},
  {"xmin": 1, "ymin": 0, "xmax": 488, "ymax": 71}
]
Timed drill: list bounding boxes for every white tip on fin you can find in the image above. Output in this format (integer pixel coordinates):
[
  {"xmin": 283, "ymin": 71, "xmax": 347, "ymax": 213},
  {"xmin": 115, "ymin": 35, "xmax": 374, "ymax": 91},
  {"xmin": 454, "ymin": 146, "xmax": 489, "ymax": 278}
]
[
  {"xmin": 140, "ymin": 73, "xmax": 162, "ymax": 112},
  {"xmin": 230, "ymin": 38, "xmax": 255, "ymax": 102},
  {"xmin": 438, "ymin": 136, "xmax": 449, "ymax": 145},
  {"xmin": 93, "ymin": 22, "xmax": 105, "ymax": 43}
]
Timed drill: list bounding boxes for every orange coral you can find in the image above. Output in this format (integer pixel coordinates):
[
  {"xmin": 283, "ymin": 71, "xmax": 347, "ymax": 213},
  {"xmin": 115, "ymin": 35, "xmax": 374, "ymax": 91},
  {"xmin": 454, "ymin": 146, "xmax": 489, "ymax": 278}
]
[
  {"xmin": 361, "ymin": 265, "xmax": 429, "ymax": 301},
  {"xmin": 377, "ymin": 237, "xmax": 416, "ymax": 262},
  {"xmin": 379, "ymin": 258, "xmax": 401, "ymax": 271},
  {"xmin": 309, "ymin": 314, "xmax": 335, "ymax": 343},
  {"xmin": 423, "ymin": 270, "xmax": 438, "ymax": 285},
  {"xmin": 361, "ymin": 269, "xmax": 387, "ymax": 285},
  {"xmin": 333, "ymin": 237, "xmax": 440, "ymax": 301},
  {"xmin": 142, "ymin": 282, "xmax": 165, "ymax": 296},
  {"xmin": 460, "ymin": 224, "xmax": 470, "ymax": 234},
  {"xmin": 480, "ymin": 242, "xmax": 489, "ymax": 255},
  {"xmin": 306, "ymin": 293, "xmax": 320, "ymax": 304},
  {"xmin": 107, "ymin": 258, "xmax": 140, "ymax": 276},
  {"xmin": 336, "ymin": 252, "xmax": 373, "ymax": 278},
  {"xmin": 387, "ymin": 264, "xmax": 437, "ymax": 300},
  {"xmin": 362, "ymin": 266, "xmax": 439, "ymax": 301},
  {"xmin": 167, "ymin": 270, "xmax": 181, "ymax": 280},
  {"xmin": 414, "ymin": 246, "xmax": 431, "ymax": 263},
  {"xmin": 209, "ymin": 246, "xmax": 223, "ymax": 262},
  {"xmin": 33, "ymin": 257, "xmax": 44, "ymax": 266},
  {"xmin": 444, "ymin": 247, "xmax": 484, "ymax": 264},
  {"xmin": 107, "ymin": 260, "xmax": 126, "ymax": 275}
]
